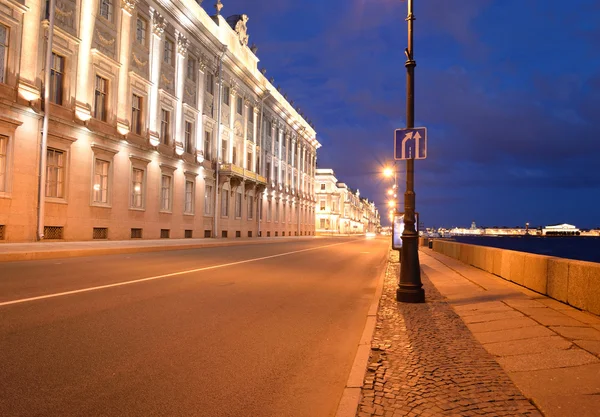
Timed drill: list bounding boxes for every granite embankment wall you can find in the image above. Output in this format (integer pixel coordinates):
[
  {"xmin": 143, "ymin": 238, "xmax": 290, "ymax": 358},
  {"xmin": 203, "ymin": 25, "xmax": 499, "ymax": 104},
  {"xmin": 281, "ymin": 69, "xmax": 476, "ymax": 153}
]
[{"xmin": 420, "ymin": 239, "xmax": 600, "ymax": 316}]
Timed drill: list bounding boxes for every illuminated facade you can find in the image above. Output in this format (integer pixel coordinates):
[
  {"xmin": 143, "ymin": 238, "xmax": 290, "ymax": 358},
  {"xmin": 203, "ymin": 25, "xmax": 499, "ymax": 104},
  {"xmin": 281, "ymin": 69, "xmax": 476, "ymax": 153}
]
[
  {"xmin": 315, "ymin": 169, "xmax": 380, "ymax": 235},
  {"xmin": 0, "ymin": 0, "xmax": 319, "ymax": 242}
]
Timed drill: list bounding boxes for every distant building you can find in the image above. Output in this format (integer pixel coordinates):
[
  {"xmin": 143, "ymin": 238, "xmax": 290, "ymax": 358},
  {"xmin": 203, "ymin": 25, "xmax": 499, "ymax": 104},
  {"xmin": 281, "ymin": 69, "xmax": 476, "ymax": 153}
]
[
  {"xmin": 315, "ymin": 169, "xmax": 380, "ymax": 235},
  {"xmin": 542, "ymin": 224, "xmax": 580, "ymax": 236}
]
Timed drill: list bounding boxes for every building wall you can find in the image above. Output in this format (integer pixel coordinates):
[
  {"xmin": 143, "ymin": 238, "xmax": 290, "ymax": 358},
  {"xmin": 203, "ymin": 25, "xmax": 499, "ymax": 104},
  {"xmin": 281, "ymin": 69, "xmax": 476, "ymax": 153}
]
[{"xmin": 0, "ymin": 0, "xmax": 319, "ymax": 242}]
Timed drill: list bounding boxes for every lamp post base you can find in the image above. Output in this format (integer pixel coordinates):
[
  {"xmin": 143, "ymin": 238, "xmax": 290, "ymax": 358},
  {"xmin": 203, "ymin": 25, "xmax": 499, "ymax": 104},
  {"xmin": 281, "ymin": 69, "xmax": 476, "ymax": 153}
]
[{"xmin": 396, "ymin": 285, "xmax": 425, "ymax": 303}]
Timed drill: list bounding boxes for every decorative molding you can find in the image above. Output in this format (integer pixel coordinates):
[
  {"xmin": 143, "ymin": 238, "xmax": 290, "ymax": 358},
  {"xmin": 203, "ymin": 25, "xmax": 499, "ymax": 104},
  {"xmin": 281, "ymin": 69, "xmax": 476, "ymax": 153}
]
[
  {"xmin": 96, "ymin": 31, "xmax": 115, "ymax": 46},
  {"xmin": 121, "ymin": 0, "xmax": 138, "ymax": 14},
  {"xmin": 132, "ymin": 52, "xmax": 148, "ymax": 68},
  {"xmin": 177, "ymin": 32, "xmax": 189, "ymax": 56},
  {"xmin": 55, "ymin": 6, "xmax": 72, "ymax": 18},
  {"xmin": 151, "ymin": 10, "xmax": 166, "ymax": 36},
  {"xmin": 161, "ymin": 73, "xmax": 173, "ymax": 85}
]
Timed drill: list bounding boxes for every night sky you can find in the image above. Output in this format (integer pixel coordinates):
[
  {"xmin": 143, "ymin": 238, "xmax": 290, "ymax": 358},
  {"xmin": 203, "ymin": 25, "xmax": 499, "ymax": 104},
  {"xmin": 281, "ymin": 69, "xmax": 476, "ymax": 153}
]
[{"xmin": 208, "ymin": 0, "xmax": 600, "ymax": 229}]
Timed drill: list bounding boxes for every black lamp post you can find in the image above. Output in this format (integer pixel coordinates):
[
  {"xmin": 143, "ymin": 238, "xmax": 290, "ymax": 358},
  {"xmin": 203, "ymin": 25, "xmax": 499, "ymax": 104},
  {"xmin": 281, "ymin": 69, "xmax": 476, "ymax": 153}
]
[{"xmin": 397, "ymin": 0, "xmax": 425, "ymax": 303}]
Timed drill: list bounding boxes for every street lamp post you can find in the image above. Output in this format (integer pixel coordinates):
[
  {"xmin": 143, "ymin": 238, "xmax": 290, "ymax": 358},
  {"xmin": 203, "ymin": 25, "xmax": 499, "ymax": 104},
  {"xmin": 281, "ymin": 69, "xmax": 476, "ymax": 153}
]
[{"xmin": 397, "ymin": 0, "xmax": 425, "ymax": 303}]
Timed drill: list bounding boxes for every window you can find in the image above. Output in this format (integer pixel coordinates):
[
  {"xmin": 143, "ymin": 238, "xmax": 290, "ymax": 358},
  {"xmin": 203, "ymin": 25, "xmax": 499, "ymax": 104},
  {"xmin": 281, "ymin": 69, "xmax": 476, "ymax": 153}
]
[
  {"xmin": 204, "ymin": 184, "xmax": 213, "ymax": 215},
  {"xmin": 0, "ymin": 24, "xmax": 7, "ymax": 84},
  {"xmin": 163, "ymin": 39, "xmax": 173, "ymax": 65},
  {"xmin": 320, "ymin": 183, "xmax": 325, "ymax": 191},
  {"xmin": 0, "ymin": 135, "xmax": 6, "ymax": 192},
  {"xmin": 160, "ymin": 174, "xmax": 172, "ymax": 211},
  {"xmin": 131, "ymin": 94, "xmax": 142, "ymax": 135},
  {"xmin": 93, "ymin": 159, "xmax": 110, "ymax": 203},
  {"xmin": 136, "ymin": 17, "xmax": 147, "ymax": 46},
  {"xmin": 187, "ymin": 58, "xmax": 195, "ymax": 81},
  {"xmin": 223, "ymin": 86, "xmax": 230, "ymax": 105},
  {"xmin": 205, "ymin": 73, "xmax": 214, "ymax": 94},
  {"xmin": 184, "ymin": 121, "xmax": 193, "ymax": 153},
  {"xmin": 220, "ymin": 189, "xmax": 229, "ymax": 217},
  {"xmin": 320, "ymin": 200, "xmax": 326, "ymax": 211},
  {"xmin": 221, "ymin": 139, "xmax": 227, "ymax": 162},
  {"xmin": 247, "ymin": 195, "xmax": 253, "ymax": 219},
  {"xmin": 94, "ymin": 76, "xmax": 108, "ymax": 121},
  {"xmin": 49, "ymin": 53, "xmax": 64, "ymax": 105},
  {"xmin": 99, "ymin": 0, "xmax": 113, "ymax": 21},
  {"xmin": 232, "ymin": 146, "xmax": 237, "ymax": 165},
  {"xmin": 267, "ymin": 200, "xmax": 272, "ymax": 221},
  {"xmin": 45, "ymin": 148, "xmax": 65, "ymax": 198},
  {"xmin": 234, "ymin": 191, "xmax": 242, "ymax": 218},
  {"xmin": 282, "ymin": 204, "xmax": 286, "ymax": 222},
  {"xmin": 131, "ymin": 168, "xmax": 144, "ymax": 208},
  {"xmin": 247, "ymin": 151, "xmax": 252, "ymax": 171},
  {"xmin": 259, "ymin": 200, "xmax": 263, "ymax": 220},
  {"xmin": 185, "ymin": 179, "xmax": 194, "ymax": 214},
  {"xmin": 160, "ymin": 109, "xmax": 170, "ymax": 144},
  {"xmin": 204, "ymin": 131, "xmax": 211, "ymax": 160},
  {"xmin": 236, "ymin": 96, "xmax": 243, "ymax": 115},
  {"xmin": 275, "ymin": 201, "xmax": 279, "ymax": 222},
  {"xmin": 320, "ymin": 219, "xmax": 325, "ymax": 229},
  {"xmin": 266, "ymin": 162, "xmax": 271, "ymax": 182},
  {"xmin": 266, "ymin": 120, "xmax": 271, "ymax": 137}
]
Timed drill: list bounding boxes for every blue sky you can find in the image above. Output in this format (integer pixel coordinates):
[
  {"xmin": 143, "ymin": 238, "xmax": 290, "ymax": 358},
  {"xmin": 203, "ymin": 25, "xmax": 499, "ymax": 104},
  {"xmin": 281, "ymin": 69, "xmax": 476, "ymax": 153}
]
[{"xmin": 208, "ymin": 0, "xmax": 600, "ymax": 229}]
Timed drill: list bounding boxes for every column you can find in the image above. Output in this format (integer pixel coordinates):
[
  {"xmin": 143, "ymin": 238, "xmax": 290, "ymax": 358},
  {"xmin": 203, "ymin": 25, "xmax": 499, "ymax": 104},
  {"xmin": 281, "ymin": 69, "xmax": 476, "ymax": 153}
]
[
  {"xmin": 174, "ymin": 31, "xmax": 188, "ymax": 155},
  {"xmin": 74, "ymin": 0, "xmax": 97, "ymax": 119},
  {"xmin": 196, "ymin": 59, "xmax": 206, "ymax": 162},
  {"xmin": 253, "ymin": 106, "xmax": 259, "ymax": 172},
  {"xmin": 148, "ymin": 8, "xmax": 165, "ymax": 145},
  {"xmin": 116, "ymin": 0, "xmax": 138, "ymax": 134}
]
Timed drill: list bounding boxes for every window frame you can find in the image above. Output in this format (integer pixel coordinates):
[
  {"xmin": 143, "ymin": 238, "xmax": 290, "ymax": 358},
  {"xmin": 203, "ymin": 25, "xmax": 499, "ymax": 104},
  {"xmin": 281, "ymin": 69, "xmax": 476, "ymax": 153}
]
[
  {"xmin": 163, "ymin": 38, "xmax": 174, "ymax": 66},
  {"xmin": 160, "ymin": 108, "xmax": 171, "ymax": 145},
  {"xmin": 205, "ymin": 72, "xmax": 214, "ymax": 94},
  {"xmin": 247, "ymin": 194, "xmax": 253, "ymax": 220},
  {"xmin": 187, "ymin": 58, "xmax": 196, "ymax": 82},
  {"xmin": 234, "ymin": 190, "xmax": 242, "ymax": 218},
  {"xmin": 45, "ymin": 147, "xmax": 65, "ymax": 199},
  {"xmin": 0, "ymin": 23, "xmax": 8, "ymax": 85},
  {"xmin": 220, "ymin": 187, "xmax": 229, "ymax": 218},
  {"xmin": 222, "ymin": 86, "xmax": 230, "ymax": 106},
  {"xmin": 130, "ymin": 166, "xmax": 145, "ymax": 210},
  {"xmin": 236, "ymin": 96, "xmax": 243, "ymax": 115},
  {"xmin": 136, "ymin": 16, "xmax": 147, "ymax": 46},
  {"xmin": 203, "ymin": 130, "xmax": 212, "ymax": 160},
  {"xmin": 49, "ymin": 52, "xmax": 64, "ymax": 105},
  {"xmin": 184, "ymin": 120, "xmax": 194, "ymax": 154},
  {"xmin": 93, "ymin": 75, "xmax": 108, "ymax": 122},
  {"xmin": 204, "ymin": 183, "xmax": 213, "ymax": 215},
  {"xmin": 91, "ymin": 157, "xmax": 111, "ymax": 207},
  {"xmin": 131, "ymin": 93, "xmax": 142, "ymax": 135},
  {"xmin": 160, "ymin": 172, "xmax": 173, "ymax": 213},
  {"xmin": 99, "ymin": 0, "xmax": 113, "ymax": 22},
  {"xmin": 0, "ymin": 134, "xmax": 9, "ymax": 194},
  {"xmin": 184, "ymin": 178, "xmax": 195, "ymax": 215}
]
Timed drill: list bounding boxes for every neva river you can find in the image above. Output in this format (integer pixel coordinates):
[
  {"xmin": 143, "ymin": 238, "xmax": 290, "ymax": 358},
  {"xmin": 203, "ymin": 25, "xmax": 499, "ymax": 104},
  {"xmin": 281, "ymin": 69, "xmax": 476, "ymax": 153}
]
[{"xmin": 449, "ymin": 236, "xmax": 600, "ymax": 264}]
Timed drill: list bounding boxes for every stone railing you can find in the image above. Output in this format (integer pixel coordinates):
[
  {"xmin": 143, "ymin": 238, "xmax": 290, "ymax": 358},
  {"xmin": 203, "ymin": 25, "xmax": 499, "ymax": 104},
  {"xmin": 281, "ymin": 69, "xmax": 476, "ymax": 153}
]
[{"xmin": 421, "ymin": 239, "xmax": 600, "ymax": 316}]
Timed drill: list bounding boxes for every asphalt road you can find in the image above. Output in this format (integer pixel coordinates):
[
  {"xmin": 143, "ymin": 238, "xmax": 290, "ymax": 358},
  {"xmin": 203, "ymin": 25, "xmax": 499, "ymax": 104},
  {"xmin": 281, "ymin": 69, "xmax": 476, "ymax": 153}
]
[{"xmin": 0, "ymin": 237, "xmax": 389, "ymax": 417}]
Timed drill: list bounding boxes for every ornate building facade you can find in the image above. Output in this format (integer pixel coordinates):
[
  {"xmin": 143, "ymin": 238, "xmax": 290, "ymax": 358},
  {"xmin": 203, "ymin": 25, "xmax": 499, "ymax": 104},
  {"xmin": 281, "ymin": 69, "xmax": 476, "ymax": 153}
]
[
  {"xmin": 315, "ymin": 169, "xmax": 380, "ymax": 235},
  {"xmin": 0, "ymin": 0, "xmax": 319, "ymax": 242}
]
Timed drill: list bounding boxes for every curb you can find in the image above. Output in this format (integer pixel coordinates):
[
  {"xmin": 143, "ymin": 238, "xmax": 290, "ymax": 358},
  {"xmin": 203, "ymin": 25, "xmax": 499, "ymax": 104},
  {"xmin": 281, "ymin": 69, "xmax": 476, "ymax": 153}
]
[
  {"xmin": 335, "ymin": 251, "xmax": 388, "ymax": 417},
  {"xmin": 0, "ymin": 237, "xmax": 317, "ymax": 263}
]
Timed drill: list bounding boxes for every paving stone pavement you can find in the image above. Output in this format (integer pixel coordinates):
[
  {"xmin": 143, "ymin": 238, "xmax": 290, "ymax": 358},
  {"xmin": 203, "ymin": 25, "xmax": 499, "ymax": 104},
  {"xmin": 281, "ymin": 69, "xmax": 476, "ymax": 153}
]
[{"xmin": 356, "ymin": 250, "xmax": 542, "ymax": 417}]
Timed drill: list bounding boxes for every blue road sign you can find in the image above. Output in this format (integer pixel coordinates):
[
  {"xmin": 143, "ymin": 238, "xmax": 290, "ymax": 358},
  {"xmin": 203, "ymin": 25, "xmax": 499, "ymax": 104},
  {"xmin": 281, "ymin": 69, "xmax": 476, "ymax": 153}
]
[{"xmin": 394, "ymin": 127, "xmax": 427, "ymax": 160}]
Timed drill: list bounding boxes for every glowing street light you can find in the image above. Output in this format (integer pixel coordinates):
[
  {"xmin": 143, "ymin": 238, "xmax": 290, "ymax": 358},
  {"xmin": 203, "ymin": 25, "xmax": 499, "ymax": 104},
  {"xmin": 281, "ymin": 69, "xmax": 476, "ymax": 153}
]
[
  {"xmin": 387, "ymin": 189, "xmax": 394, "ymax": 196},
  {"xmin": 388, "ymin": 201, "xmax": 396, "ymax": 208},
  {"xmin": 383, "ymin": 167, "xmax": 394, "ymax": 178}
]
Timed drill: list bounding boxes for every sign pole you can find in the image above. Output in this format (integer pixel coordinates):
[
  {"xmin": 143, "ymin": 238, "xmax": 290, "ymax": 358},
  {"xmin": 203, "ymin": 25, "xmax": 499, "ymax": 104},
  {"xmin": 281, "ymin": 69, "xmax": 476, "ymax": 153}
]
[{"xmin": 397, "ymin": 0, "xmax": 425, "ymax": 303}]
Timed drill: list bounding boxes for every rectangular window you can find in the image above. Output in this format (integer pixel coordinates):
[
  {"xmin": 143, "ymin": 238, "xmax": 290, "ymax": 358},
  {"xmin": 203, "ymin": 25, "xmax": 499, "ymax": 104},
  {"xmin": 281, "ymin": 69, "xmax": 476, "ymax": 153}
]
[
  {"xmin": 320, "ymin": 219, "xmax": 325, "ymax": 229},
  {"xmin": 136, "ymin": 17, "xmax": 147, "ymax": 46},
  {"xmin": 184, "ymin": 121, "xmax": 193, "ymax": 153},
  {"xmin": 267, "ymin": 200, "xmax": 272, "ymax": 222},
  {"xmin": 50, "ymin": 53, "xmax": 64, "ymax": 105},
  {"xmin": 93, "ymin": 159, "xmax": 110, "ymax": 203},
  {"xmin": 161, "ymin": 174, "xmax": 172, "ymax": 211},
  {"xmin": 94, "ymin": 76, "xmax": 108, "ymax": 121},
  {"xmin": 131, "ymin": 168, "xmax": 144, "ymax": 208},
  {"xmin": 0, "ymin": 135, "xmax": 6, "ymax": 192},
  {"xmin": 320, "ymin": 183, "xmax": 325, "ymax": 190},
  {"xmin": 247, "ymin": 195, "xmax": 253, "ymax": 220},
  {"xmin": 247, "ymin": 151, "xmax": 252, "ymax": 171},
  {"xmin": 320, "ymin": 200, "xmax": 326, "ymax": 211},
  {"xmin": 131, "ymin": 94, "xmax": 142, "ymax": 135},
  {"xmin": 259, "ymin": 200, "xmax": 263, "ymax": 220},
  {"xmin": 232, "ymin": 146, "xmax": 237, "ymax": 165},
  {"xmin": 160, "ymin": 109, "xmax": 170, "ymax": 144},
  {"xmin": 282, "ymin": 204, "xmax": 286, "ymax": 222},
  {"xmin": 185, "ymin": 179, "xmax": 194, "ymax": 214},
  {"xmin": 221, "ymin": 189, "xmax": 229, "ymax": 217},
  {"xmin": 236, "ymin": 96, "xmax": 243, "ymax": 115},
  {"xmin": 164, "ymin": 39, "xmax": 173, "ymax": 65},
  {"xmin": 206, "ymin": 73, "xmax": 214, "ymax": 94},
  {"xmin": 0, "ymin": 24, "xmax": 8, "ymax": 84},
  {"xmin": 235, "ymin": 191, "xmax": 242, "ymax": 218},
  {"xmin": 45, "ymin": 148, "xmax": 65, "ymax": 198},
  {"xmin": 204, "ymin": 184, "xmax": 213, "ymax": 215},
  {"xmin": 221, "ymin": 139, "xmax": 227, "ymax": 162},
  {"xmin": 223, "ymin": 86, "xmax": 230, "ymax": 106},
  {"xmin": 187, "ymin": 58, "xmax": 196, "ymax": 81},
  {"xmin": 275, "ymin": 201, "xmax": 279, "ymax": 222},
  {"xmin": 99, "ymin": 0, "xmax": 113, "ymax": 21},
  {"xmin": 204, "ymin": 131, "xmax": 211, "ymax": 160},
  {"xmin": 266, "ymin": 162, "xmax": 271, "ymax": 182},
  {"xmin": 266, "ymin": 120, "xmax": 271, "ymax": 137}
]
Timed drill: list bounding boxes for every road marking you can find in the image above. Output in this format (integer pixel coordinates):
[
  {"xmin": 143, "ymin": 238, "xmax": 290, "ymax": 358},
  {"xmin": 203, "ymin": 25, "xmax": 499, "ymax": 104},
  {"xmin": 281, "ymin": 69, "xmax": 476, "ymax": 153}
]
[{"xmin": 0, "ymin": 240, "xmax": 358, "ymax": 307}]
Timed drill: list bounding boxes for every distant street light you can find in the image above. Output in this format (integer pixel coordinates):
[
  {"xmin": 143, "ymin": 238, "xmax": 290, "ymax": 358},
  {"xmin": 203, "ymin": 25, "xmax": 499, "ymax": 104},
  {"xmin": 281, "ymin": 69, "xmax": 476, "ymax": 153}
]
[
  {"xmin": 388, "ymin": 201, "xmax": 396, "ymax": 208},
  {"xmin": 383, "ymin": 167, "xmax": 394, "ymax": 178},
  {"xmin": 387, "ymin": 189, "xmax": 393, "ymax": 196}
]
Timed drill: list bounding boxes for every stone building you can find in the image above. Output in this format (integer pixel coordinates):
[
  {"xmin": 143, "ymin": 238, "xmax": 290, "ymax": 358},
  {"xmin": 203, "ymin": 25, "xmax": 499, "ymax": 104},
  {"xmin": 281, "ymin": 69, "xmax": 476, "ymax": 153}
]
[
  {"xmin": 315, "ymin": 168, "xmax": 380, "ymax": 235},
  {"xmin": 0, "ymin": 0, "xmax": 319, "ymax": 242}
]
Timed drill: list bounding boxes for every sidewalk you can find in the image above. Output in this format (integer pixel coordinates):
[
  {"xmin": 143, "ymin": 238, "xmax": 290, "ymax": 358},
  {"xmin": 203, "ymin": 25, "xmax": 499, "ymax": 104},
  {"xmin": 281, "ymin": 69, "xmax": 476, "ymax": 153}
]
[
  {"xmin": 355, "ymin": 248, "xmax": 600, "ymax": 417},
  {"xmin": 0, "ymin": 236, "xmax": 319, "ymax": 262}
]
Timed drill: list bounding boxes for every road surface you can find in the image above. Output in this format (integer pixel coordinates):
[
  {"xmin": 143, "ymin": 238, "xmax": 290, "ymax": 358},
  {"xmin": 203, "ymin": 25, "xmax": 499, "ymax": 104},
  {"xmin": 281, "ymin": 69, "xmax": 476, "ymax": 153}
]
[{"xmin": 0, "ymin": 237, "xmax": 388, "ymax": 417}]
